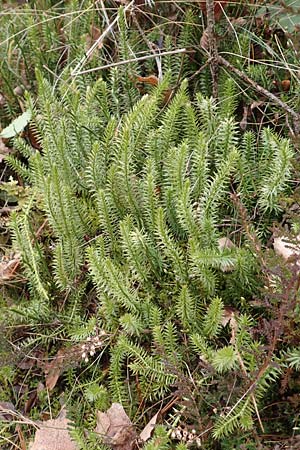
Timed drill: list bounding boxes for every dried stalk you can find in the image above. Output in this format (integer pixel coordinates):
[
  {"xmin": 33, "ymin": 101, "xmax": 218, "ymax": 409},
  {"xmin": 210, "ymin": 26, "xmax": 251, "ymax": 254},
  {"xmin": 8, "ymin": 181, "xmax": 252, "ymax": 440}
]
[
  {"xmin": 72, "ymin": 48, "xmax": 189, "ymax": 76},
  {"xmin": 206, "ymin": 0, "xmax": 219, "ymax": 98}
]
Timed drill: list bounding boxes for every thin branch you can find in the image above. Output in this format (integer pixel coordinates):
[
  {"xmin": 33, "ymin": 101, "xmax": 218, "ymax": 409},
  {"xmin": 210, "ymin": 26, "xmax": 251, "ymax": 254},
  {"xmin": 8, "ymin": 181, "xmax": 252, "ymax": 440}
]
[
  {"xmin": 218, "ymin": 55, "xmax": 300, "ymax": 134},
  {"xmin": 72, "ymin": 48, "xmax": 190, "ymax": 76}
]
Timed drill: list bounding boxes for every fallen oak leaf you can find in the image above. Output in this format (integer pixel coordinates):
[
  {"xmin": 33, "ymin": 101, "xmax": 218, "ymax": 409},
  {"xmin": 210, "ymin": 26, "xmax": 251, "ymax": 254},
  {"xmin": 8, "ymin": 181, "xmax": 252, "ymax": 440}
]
[
  {"xmin": 197, "ymin": 1, "xmax": 229, "ymax": 21},
  {"xmin": 218, "ymin": 237, "xmax": 235, "ymax": 251},
  {"xmin": 136, "ymin": 75, "xmax": 159, "ymax": 86},
  {"xmin": 95, "ymin": 402, "xmax": 136, "ymax": 450},
  {"xmin": 29, "ymin": 409, "xmax": 78, "ymax": 450}
]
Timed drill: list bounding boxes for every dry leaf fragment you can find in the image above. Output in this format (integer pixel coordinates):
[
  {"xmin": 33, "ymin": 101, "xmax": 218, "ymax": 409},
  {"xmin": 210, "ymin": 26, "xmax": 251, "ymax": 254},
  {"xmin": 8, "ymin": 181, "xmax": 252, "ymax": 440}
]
[
  {"xmin": 16, "ymin": 423, "xmax": 27, "ymax": 450},
  {"xmin": 200, "ymin": 28, "xmax": 209, "ymax": 51},
  {"xmin": 140, "ymin": 412, "xmax": 158, "ymax": 442},
  {"xmin": 44, "ymin": 348, "xmax": 67, "ymax": 390},
  {"xmin": 29, "ymin": 410, "xmax": 78, "ymax": 450},
  {"xmin": 0, "ymin": 401, "xmax": 16, "ymax": 421},
  {"xmin": 0, "ymin": 251, "xmax": 21, "ymax": 282},
  {"xmin": 273, "ymin": 235, "xmax": 300, "ymax": 263},
  {"xmin": 218, "ymin": 237, "xmax": 235, "ymax": 250},
  {"xmin": 136, "ymin": 75, "xmax": 159, "ymax": 86},
  {"xmin": 95, "ymin": 403, "xmax": 136, "ymax": 450},
  {"xmin": 218, "ymin": 237, "xmax": 236, "ymax": 272},
  {"xmin": 221, "ymin": 306, "xmax": 238, "ymax": 328},
  {"xmin": 0, "ymin": 138, "xmax": 13, "ymax": 162}
]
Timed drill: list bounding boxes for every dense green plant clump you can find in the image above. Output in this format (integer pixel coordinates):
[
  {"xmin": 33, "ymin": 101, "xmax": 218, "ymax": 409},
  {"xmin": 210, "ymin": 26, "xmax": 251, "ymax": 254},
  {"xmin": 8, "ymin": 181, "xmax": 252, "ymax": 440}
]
[
  {"xmin": 1, "ymin": 67, "xmax": 298, "ymax": 446},
  {"xmin": 1, "ymin": 2, "xmax": 300, "ymax": 449}
]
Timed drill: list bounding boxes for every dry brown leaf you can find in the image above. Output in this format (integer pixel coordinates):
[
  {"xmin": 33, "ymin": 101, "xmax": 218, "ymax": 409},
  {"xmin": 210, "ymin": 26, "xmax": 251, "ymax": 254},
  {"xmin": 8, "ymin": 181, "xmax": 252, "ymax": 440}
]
[
  {"xmin": 44, "ymin": 348, "xmax": 69, "ymax": 390},
  {"xmin": 229, "ymin": 17, "xmax": 247, "ymax": 27},
  {"xmin": 95, "ymin": 403, "xmax": 136, "ymax": 450},
  {"xmin": 16, "ymin": 424, "xmax": 27, "ymax": 450},
  {"xmin": 0, "ymin": 401, "xmax": 16, "ymax": 421},
  {"xmin": 24, "ymin": 383, "xmax": 44, "ymax": 414},
  {"xmin": 140, "ymin": 412, "xmax": 158, "ymax": 442},
  {"xmin": 218, "ymin": 237, "xmax": 235, "ymax": 250},
  {"xmin": 136, "ymin": 75, "xmax": 159, "ymax": 86},
  {"xmin": 273, "ymin": 235, "xmax": 300, "ymax": 262},
  {"xmin": 221, "ymin": 306, "xmax": 238, "ymax": 328},
  {"xmin": 29, "ymin": 410, "xmax": 78, "ymax": 450},
  {"xmin": 0, "ymin": 138, "xmax": 12, "ymax": 162},
  {"xmin": 0, "ymin": 251, "xmax": 20, "ymax": 282},
  {"xmin": 18, "ymin": 348, "xmax": 44, "ymax": 370},
  {"xmin": 90, "ymin": 25, "xmax": 103, "ymax": 49}
]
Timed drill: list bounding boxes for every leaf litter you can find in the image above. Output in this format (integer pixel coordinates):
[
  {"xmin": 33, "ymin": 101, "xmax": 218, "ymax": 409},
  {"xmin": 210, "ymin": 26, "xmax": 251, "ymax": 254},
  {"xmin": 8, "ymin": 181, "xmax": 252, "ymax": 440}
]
[{"xmin": 95, "ymin": 402, "xmax": 137, "ymax": 450}]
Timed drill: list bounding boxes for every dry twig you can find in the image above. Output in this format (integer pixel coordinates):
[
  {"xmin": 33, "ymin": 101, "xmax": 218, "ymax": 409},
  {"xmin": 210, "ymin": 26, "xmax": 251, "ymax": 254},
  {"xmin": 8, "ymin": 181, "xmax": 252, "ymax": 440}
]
[
  {"xmin": 206, "ymin": 0, "xmax": 219, "ymax": 98},
  {"xmin": 218, "ymin": 55, "xmax": 300, "ymax": 134}
]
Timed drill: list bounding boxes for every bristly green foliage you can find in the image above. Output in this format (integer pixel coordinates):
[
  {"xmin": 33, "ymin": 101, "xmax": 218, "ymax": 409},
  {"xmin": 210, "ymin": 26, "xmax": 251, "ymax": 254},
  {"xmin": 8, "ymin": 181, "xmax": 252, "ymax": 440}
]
[
  {"xmin": 1, "ymin": 2, "xmax": 300, "ymax": 448},
  {"xmin": 2, "ymin": 68, "xmax": 296, "ymax": 445}
]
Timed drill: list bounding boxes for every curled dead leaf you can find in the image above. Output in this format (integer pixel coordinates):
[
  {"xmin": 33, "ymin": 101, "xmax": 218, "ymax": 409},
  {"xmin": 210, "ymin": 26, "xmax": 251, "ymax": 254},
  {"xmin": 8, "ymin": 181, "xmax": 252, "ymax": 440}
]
[
  {"xmin": 95, "ymin": 402, "xmax": 136, "ymax": 450},
  {"xmin": 250, "ymin": 100, "xmax": 265, "ymax": 111}
]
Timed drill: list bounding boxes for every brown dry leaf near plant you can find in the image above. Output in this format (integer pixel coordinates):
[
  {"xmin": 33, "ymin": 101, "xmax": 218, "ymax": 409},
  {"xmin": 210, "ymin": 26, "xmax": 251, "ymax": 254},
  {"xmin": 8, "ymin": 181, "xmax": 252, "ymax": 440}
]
[
  {"xmin": 273, "ymin": 235, "xmax": 300, "ymax": 262},
  {"xmin": 139, "ymin": 412, "xmax": 159, "ymax": 443},
  {"xmin": 95, "ymin": 402, "xmax": 137, "ymax": 450},
  {"xmin": 0, "ymin": 251, "xmax": 21, "ymax": 281},
  {"xmin": 44, "ymin": 334, "xmax": 107, "ymax": 390},
  {"xmin": 28, "ymin": 409, "xmax": 78, "ymax": 450},
  {"xmin": 0, "ymin": 138, "xmax": 13, "ymax": 162}
]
